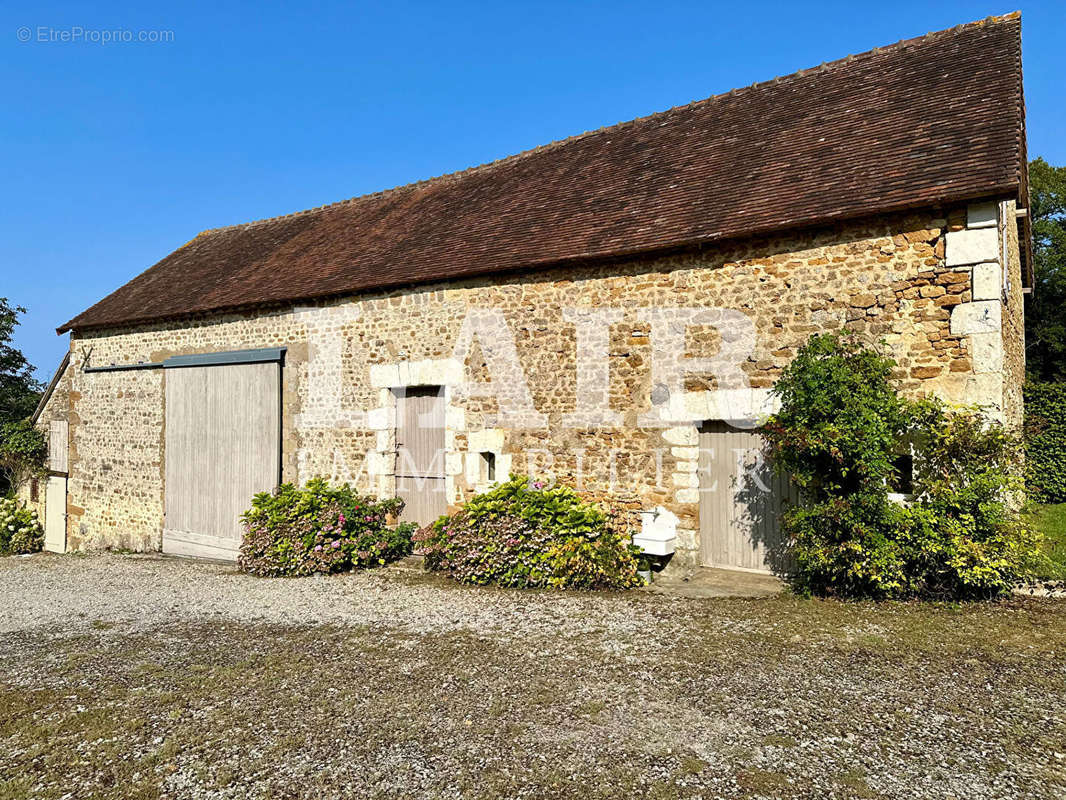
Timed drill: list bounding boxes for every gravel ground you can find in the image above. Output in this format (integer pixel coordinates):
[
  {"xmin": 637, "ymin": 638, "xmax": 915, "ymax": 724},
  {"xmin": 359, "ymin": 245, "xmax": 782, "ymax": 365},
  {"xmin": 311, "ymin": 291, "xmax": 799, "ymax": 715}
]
[{"xmin": 2, "ymin": 552, "xmax": 1065, "ymax": 799}]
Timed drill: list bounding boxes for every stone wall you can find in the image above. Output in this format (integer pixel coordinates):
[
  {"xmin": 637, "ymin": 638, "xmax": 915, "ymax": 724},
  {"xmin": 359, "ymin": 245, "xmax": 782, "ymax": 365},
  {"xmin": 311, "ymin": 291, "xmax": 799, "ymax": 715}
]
[{"xmin": 56, "ymin": 201, "xmax": 1023, "ymax": 566}]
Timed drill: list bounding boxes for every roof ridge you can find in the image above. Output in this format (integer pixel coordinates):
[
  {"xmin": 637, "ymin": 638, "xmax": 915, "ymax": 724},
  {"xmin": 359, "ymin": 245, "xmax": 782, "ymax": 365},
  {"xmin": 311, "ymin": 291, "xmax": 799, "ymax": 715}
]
[{"xmin": 198, "ymin": 12, "xmax": 1021, "ymax": 237}]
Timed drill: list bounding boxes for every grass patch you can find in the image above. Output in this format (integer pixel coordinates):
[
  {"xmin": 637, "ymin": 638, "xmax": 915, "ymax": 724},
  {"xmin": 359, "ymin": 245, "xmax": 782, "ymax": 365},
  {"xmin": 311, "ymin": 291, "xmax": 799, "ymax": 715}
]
[
  {"xmin": 1028, "ymin": 503, "xmax": 1066, "ymax": 579},
  {"xmin": 736, "ymin": 767, "xmax": 791, "ymax": 794},
  {"xmin": 762, "ymin": 733, "xmax": 797, "ymax": 748}
]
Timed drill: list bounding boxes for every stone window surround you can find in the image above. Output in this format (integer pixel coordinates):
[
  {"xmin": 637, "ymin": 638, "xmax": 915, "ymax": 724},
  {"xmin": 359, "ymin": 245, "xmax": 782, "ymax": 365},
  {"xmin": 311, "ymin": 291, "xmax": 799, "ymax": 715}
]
[{"xmin": 364, "ymin": 357, "xmax": 511, "ymax": 506}]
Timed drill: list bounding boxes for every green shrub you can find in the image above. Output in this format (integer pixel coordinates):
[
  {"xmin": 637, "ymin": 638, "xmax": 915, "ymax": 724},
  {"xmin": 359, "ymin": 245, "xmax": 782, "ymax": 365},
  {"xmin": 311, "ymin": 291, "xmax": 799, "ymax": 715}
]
[
  {"xmin": 764, "ymin": 332, "xmax": 910, "ymax": 497},
  {"xmin": 0, "ymin": 496, "xmax": 43, "ymax": 555},
  {"xmin": 414, "ymin": 475, "xmax": 643, "ymax": 589},
  {"xmin": 765, "ymin": 332, "xmax": 1038, "ymax": 599},
  {"xmin": 909, "ymin": 405, "xmax": 1039, "ymax": 596},
  {"xmin": 1024, "ymin": 381, "xmax": 1066, "ymax": 502},
  {"xmin": 237, "ymin": 478, "xmax": 415, "ymax": 577}
]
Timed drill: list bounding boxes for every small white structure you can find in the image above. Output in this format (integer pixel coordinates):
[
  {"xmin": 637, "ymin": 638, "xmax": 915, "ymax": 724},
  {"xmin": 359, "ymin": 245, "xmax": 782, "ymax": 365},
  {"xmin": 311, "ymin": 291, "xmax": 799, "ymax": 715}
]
[{"xmin": 633, "ymin": 506, "xmax": 678, "ymax": 556}]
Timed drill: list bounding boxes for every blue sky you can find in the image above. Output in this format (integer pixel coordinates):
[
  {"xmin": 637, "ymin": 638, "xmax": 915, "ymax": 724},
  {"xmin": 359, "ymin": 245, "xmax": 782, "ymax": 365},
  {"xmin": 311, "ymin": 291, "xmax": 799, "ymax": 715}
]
[{"xmin": 2, "ymin": 1, "xmax": 1063, "ymax": 381}]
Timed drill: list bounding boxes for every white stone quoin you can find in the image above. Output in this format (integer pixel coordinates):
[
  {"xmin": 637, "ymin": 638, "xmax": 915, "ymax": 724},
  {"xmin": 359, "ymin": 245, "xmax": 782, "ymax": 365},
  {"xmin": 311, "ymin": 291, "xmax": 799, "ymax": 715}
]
[
  {"xmin": 970, "ymin": 332, "xmax": 1004, "ymax": 374},
  {"xmin": 950, "ymin": 300, "xmax": 1002, "ymax": 337},
  {"xmin": 971, "ymin": 262, "xmax": 1003, "ymax": 301},
  {"xmin": 945, "ymin": 227, "xmax": 998, "ymax": 267}
]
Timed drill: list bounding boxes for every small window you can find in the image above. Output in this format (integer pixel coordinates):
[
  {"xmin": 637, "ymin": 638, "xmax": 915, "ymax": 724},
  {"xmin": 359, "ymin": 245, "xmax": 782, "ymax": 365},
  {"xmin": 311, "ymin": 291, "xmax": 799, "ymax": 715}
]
[
  {"xmin": 889, "ymin": 452, "xmax": 914, "ymax": 497},
  {"xmin": 30, "ymin": 479, "xmax": 39, "ymax": 503},
  {"xmin": 480, "ymin": 452, "xmax": 496, "ymax": 483}
]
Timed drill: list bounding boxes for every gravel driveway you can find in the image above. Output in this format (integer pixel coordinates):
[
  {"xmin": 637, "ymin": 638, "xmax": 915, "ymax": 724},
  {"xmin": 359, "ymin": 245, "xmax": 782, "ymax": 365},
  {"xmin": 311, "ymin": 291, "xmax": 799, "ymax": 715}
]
[{"xmin": 2, "ymin": 552, "xmax": 1065, "ymax": 799}]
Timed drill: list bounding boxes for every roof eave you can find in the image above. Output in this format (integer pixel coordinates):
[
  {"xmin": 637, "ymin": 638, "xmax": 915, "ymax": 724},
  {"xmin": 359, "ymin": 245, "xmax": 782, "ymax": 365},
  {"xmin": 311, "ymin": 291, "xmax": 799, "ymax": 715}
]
[{"xmin": 57, "ymin": 181, "xmax": 1020, "ymax": 336}]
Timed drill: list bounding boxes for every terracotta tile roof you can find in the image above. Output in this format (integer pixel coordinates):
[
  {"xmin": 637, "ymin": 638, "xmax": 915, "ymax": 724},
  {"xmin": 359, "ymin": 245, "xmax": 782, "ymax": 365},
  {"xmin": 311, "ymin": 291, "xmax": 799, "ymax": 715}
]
[{"xmin": 60, "ymin": 13, "xmax": 1026, "ymax": 333}]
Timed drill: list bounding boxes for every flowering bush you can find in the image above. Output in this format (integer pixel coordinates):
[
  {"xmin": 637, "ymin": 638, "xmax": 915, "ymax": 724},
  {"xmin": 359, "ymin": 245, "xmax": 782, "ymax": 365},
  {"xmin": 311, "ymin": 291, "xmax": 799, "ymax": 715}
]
[
  {"xmin": 237, "ymin": 478, "xmax": 415, "ymax": 577},
  {"xmin": 0, "ymin": 497, "xmax": 43, "ymax": 555},
  {"xmin": 414, "ymin": 475, "xmax": 643, "ymax": 589}
]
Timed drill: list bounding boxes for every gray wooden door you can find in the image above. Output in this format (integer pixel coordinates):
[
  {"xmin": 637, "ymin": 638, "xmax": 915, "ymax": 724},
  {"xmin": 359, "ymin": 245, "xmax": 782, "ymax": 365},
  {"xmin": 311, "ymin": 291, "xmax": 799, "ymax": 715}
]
[
  {"xmin": 698, "ymin": 421, "xmax": 796, "ymax": 573},
  {"xmin": 395, "ymin": 386, "xmax": 446, "ymax": 526},
  {"xmin": 163, "ymin": 362, "xmax": 280, "ymax": 560}
]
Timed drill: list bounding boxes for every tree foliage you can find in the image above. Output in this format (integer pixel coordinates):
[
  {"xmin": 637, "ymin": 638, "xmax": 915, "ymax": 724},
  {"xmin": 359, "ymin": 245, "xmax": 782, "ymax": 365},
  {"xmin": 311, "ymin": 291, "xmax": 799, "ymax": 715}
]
[
  {"xmin": 1026, "ymin": 158, "xmax": 1066, "ymax": 381},
  {"xmin": 0, "ymin": 300, "xmax": 44, "ymax": 494},
  {"xmin": 1024, "ymin": 381, "xmax": 1066, "ymax": 503},
  {"xmin": 0, "ymin": 298, "xmax": 42, "ymax": 425},
  {"xmin": 0, "ymin": 419, "xmax": 47, "ymax": 495}
]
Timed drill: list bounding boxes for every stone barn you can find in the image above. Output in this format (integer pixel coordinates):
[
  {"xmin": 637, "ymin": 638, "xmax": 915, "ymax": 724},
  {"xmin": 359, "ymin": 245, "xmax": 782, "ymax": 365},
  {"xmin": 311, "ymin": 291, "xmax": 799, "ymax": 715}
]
[{"xmin": 27, "ymin": 14, "xmax": 1031, "ymax": 572}]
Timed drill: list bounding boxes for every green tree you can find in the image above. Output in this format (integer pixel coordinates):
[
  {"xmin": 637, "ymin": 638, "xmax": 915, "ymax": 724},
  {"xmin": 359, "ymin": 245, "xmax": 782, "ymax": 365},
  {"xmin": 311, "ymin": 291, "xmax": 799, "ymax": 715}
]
[
  {"xmin": 0, "ymin": 419, "xmax": 46, "ymax": 495},
  {"xmin": 0, "ymin": 298, "xmax": 44, "ymax": 494},
  {"xmin": 0, "ymin": 298, "xmax": 42, "ymax": 424},
  {"xmin": 1026, "ymin": 158, "xmax": 1066, "ymax": 381}
]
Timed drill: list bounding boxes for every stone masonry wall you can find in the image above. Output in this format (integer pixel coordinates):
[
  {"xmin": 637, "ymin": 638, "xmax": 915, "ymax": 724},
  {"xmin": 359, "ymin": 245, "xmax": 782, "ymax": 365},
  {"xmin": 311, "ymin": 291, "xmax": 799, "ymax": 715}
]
[{"xmin": 58, "ymin": 201, "xmax": 1022, "ymax": 566}]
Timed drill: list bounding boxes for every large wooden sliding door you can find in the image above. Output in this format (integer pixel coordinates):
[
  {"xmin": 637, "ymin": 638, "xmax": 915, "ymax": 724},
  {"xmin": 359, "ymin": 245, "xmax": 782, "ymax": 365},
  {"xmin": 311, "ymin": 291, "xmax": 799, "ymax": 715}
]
[
  {"xmin": 698, "ymin": 421, "xmax": 796, "ymax": 573},
  {"xmin": 395, "ymin": 386, "xmax": 446, "ymax": 526},
  {"xmin": 163, "ymin": 358, "xmax": 281, "ymax": 560}
]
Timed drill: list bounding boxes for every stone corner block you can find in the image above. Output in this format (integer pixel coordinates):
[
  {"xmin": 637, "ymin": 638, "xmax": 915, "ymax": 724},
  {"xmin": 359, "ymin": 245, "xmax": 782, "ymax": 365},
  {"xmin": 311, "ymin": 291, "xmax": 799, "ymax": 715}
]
[
  {"xmin": 365, "ymin": 451, "xmax": 394, "ymax": 477},
  {"xmin": 662, "ymin": 425, "xmax": 698, "ymax": 446},
  {"xmin": 445, "ymin": 405, "xmax": 466, "ymax": 431},
  {"xmin": 367, "ymin": 406, "xmax": 394, "ymax": 431},
  {"xmin": 945, "ymin": 227, "xmax": 997, "ymax": 267},
  {"xmin": 444, "ymin": 452, "xmax": 464, "ymax": 476},
  {"xmin": 468, "ymin": 428, "xmax": 505, "ymax": 452},
  {"xmin": 970, "ymin": 332, "xmax": 1004, "ymax": 374},
  {"xmin": 369, "ymin": 363, "xmax": 401, "ymax": 388},
  {"xmin": 949, "ymin": 301, "xmax": 1002, "ymax": 336},
  {"xmin": 674, "ymin": 488, "xmax": 700, "ymax": 505},
  {"xmin": 971, "ymin": 262, "xmax": 1002, "ymax": 301}
]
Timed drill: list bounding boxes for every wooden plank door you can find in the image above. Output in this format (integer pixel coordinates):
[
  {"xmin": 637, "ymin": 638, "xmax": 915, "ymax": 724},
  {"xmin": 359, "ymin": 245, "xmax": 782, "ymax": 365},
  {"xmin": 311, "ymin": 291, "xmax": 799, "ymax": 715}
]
[
  {"xmin": 163, "ymin": 362, "xmax": 280, "ymax": 560},
  {"xmin": 698, "ymin": 421, "xmax": 795, "ymax": 573},
  {"xmin": 44, "ymin": 476, "xmax": 66, "ymax": 553},
  {"xmin": 395, "ymin": 386, "xmax": 446, "ymax": 526}
]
